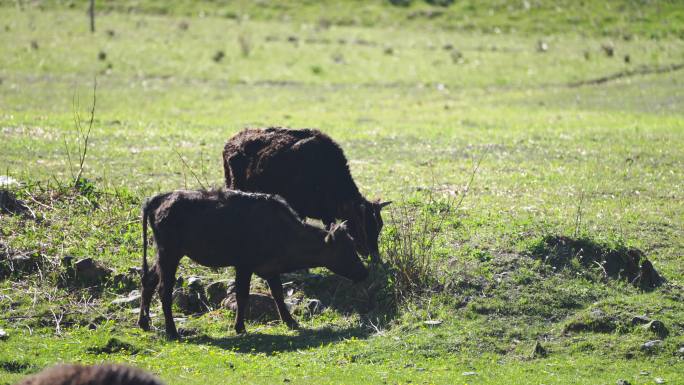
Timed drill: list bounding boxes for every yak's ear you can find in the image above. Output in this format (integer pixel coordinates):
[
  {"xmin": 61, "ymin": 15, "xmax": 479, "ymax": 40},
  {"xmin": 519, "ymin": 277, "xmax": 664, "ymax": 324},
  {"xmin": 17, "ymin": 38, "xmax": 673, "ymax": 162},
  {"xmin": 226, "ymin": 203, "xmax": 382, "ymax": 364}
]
[{"xmin": 378, "ymin": 201, "xmax": 392, "ymax": 209}]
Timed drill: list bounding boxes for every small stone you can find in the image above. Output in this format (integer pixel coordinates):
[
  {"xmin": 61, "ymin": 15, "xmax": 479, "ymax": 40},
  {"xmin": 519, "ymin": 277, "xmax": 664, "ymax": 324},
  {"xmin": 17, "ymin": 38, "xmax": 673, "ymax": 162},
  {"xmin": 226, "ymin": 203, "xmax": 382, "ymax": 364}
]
[
  {"xmin": 0, "ymin": 328, "xmax": 7, "ymax": 340},
  {"xmin": 212, "ymin": 50, "xmax": 225, "ymax": 63},
  {"xmin": 616, "ymin": 380, "xmax": 631, "ymax": 385},
  {"xmin": 644, "ymin": 320, "xmax": 669, "ymax": 339},
  {"xmin": 111, "ymin": 290, "xmax": 141, "ymax": 308},
  {"xmin": 187, "ymin": 276, "xmax": 203, "ymax": 289},
  {"xmin": 75, "ymin": 257, "xmax": 112, "ymax": 285},
  {"xmin": 531, "ymin": 341, "xmax": 547, "ymax": 358},
  {"xmin": 206, "ymin": 280, "xmax": 233, "ymax": 308},
  {"xmin": 631, "ymin": 315, "xmax": 651, "ymax": 325},
  {"xmin": 462, "ymin": 371, "xmax": 477, "ymax": 376},
  {"xmin": 654, "ymin": 378, "xmax": 665, "ymax": 384},
  {"xmin": 641, "ymin": 340, "xmax": 662, "ymax": 351},
  {"xmin": 537, "ymin": 40, "xmax": 548, "ymax": 52},
  {"xmin": 424, "ymin": 320, "xmax": 442, "ymax": 326},
  {"xmin": 0, "ymin": 176, "xmax": 19, "ymax": 187},
  {"xmin": 306, "ymin": 299, "xmax": 324, "ymax": 315},
  {"xmin": 677, "ymin": 346, "xmax": 684, "ymax": 356}
]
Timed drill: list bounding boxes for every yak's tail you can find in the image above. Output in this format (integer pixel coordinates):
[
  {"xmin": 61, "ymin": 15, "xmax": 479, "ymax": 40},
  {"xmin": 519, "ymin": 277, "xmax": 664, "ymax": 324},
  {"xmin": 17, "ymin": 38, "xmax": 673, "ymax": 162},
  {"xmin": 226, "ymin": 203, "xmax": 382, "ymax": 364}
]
[{"xmin": 141, "ymin": 201, "xmax": 150, "ymax": 279}]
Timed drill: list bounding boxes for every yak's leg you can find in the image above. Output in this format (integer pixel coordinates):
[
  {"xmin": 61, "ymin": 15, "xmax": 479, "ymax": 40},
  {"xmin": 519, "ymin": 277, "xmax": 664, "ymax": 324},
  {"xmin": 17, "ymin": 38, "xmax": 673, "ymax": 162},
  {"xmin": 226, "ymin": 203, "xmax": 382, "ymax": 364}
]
[
  {"xmin": 158, "ymin": 252, "xmax": 181, "ymax": 339},
  {"xmin": 266, "ymin": 276, "xmax": 299, "ymax": 330},
  {"xmin": 138, "ymin": 264, "xmax": 160, "ymax": 331},
  {"xmin": 234, "ymin": 268, "xmax": 252, "ymax": 334}
]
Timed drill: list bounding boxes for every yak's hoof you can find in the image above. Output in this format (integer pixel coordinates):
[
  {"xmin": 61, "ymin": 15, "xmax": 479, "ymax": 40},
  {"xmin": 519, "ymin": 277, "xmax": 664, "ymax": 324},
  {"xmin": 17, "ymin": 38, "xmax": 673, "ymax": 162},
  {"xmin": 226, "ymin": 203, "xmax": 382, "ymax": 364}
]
[
  {"xmin": 286, "ymin": 321, "xmax": 300, "ymax": 330},
  {"xmin": 235, "ymin": 326, "xmax": 246, "ymax": 335}
]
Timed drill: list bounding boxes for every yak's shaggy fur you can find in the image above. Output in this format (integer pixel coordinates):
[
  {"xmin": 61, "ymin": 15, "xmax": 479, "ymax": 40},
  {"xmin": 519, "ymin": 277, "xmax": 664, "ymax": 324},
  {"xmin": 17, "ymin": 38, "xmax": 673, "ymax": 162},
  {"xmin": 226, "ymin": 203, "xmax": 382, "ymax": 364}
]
[
  {"xmin": 16, "ymin": 364, "xmax": 165, "ymax": 385},
  {"xmin": 223, "ymin": 127, "xmax": 390, "ymax": 261}
]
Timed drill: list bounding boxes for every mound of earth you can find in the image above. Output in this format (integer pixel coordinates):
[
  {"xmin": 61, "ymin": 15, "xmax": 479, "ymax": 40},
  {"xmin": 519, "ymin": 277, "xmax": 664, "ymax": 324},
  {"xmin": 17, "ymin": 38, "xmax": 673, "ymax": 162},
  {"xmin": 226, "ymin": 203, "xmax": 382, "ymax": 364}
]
[{"xmin": 530, "ymin": 236, "xmax": 664, "ymax": 289}]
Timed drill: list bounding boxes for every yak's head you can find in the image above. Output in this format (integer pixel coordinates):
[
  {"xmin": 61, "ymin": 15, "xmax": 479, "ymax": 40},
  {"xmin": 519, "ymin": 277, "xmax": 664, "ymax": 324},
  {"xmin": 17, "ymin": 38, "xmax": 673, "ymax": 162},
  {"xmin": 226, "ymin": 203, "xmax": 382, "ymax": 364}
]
[
  {"xmin": 343, "ymin": 200, "xmax": 391, "ymax": 263},
  {"xmin": 323, "ymin": 222, "xmax": 368, "ymax": 282}
]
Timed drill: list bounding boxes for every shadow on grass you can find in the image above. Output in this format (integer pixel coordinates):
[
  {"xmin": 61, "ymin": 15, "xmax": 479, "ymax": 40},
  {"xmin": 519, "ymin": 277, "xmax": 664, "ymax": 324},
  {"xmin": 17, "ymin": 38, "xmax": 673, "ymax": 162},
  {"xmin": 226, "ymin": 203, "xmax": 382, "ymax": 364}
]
[{"xmin": 186, "ymin": 325, "xmax": 370, "ymax": 354}]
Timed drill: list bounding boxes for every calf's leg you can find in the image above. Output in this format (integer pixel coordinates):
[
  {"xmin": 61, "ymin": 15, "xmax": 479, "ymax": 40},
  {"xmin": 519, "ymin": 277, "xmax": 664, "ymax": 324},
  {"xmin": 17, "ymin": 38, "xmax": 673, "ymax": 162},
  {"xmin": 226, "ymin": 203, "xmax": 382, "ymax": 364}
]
[
  {"xmin": 158, "ymin": 252, "xmax": 181, "ymax": 339},
  {"xmin": 266, "ymin": 276, "xmax": 299, "ymax": 330},
  {"xmin": 234, "ymin": 268, "xmax": 252, "ymax": 334},
  {"xmin": 138, "ymin": 264, "xmax": 159, "ymax": 331}
]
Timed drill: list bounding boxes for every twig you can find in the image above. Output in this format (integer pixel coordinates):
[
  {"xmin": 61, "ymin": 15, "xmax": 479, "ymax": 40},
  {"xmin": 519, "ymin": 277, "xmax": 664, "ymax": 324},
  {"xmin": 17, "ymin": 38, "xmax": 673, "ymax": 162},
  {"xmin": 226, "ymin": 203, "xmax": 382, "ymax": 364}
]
[{"xmin": 174, "ymin": 149, "xmax": 207, "ymax": 190}]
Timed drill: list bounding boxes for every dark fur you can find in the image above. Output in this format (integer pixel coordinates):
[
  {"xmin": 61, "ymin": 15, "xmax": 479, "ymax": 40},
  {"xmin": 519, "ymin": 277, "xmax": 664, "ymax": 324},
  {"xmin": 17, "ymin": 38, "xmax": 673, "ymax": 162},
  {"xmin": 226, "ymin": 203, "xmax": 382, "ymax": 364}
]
[
  {"xmin": 223, "ymin": 127, "xmax": 390, "ymax": 261},
  {"xmin": 16, "ymin": 364, "xmax": 165, "ymax": 385},
  {"xmin": 138, "ymin": 188, "xmax": 368, "ymax": 339}
]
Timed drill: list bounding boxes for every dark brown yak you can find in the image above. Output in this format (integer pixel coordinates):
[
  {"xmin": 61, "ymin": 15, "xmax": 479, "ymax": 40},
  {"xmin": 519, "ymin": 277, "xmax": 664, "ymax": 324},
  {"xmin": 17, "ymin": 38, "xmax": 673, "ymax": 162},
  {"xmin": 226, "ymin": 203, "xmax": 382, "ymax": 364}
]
[
  {"xmin": 16, "ymin": 364, "xmax": 165, "ymax": 385},
  {"xmin": 223, "ymin": 127, "xmax": 390, "ymax": 262},
  {"xmin": 138, "ymin": 189, "xmax": 368, "ymax": 339}
]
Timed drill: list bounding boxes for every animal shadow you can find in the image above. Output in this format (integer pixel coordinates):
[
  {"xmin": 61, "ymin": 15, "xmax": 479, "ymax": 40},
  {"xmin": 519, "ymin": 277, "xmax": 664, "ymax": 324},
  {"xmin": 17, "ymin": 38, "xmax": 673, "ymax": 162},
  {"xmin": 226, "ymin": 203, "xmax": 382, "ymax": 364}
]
[{"xmin": 186, "ymin": 325, "xmax": 370, "ymax": 354}]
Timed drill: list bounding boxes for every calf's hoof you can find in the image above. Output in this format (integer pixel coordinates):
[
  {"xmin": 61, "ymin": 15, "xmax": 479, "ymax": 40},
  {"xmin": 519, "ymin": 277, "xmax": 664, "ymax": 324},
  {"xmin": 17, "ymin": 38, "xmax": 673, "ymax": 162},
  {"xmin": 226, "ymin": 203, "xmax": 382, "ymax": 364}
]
[
  {"xmin": 235, "ymin": 325, "xmax": 246, "ymax": 335},
  {"xmin": 166, "ymin": 328, "xmax": 180, "ymax": 340},
  {"xmin": 285, "ymin": 320, "xmax": 300, "ymax": 330},
  {"xmin": 138, "ymin": 317, "xmax": 151, "ymax": 331}
]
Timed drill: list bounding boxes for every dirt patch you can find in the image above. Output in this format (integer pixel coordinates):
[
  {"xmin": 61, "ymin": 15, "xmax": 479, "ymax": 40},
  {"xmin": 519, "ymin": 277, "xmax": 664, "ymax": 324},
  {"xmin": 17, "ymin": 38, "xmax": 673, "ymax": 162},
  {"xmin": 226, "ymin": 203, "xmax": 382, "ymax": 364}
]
[{"xmin": 528, "ymin": 235, "xmax": 664, "ymax": 289}]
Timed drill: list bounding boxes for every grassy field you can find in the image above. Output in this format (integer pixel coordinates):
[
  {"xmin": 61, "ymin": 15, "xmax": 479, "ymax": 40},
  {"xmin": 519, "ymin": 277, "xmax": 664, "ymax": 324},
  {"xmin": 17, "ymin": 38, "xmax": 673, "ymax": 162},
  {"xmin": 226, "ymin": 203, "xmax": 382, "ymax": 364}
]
[{"xmin": 1, "ymin": 1, "xmax": 684, "ymax": 384}]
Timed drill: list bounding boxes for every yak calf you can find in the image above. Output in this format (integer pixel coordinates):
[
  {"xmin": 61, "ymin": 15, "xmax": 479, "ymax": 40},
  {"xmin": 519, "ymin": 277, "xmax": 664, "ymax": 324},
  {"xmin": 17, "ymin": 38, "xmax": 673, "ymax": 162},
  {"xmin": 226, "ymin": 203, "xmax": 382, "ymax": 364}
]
[{"xmin": 138, "ymin": 189, "xmax": 368, "ymax": 339}]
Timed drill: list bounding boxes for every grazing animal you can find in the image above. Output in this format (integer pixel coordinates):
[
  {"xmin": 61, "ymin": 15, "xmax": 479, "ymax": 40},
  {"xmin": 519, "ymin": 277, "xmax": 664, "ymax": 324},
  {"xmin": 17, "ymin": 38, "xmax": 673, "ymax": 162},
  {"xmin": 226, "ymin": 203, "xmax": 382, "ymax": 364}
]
[
  {"xmin": 223, "ymin": 127, "xmax": 390, "ymax": 262},
  {"xmin": 138, "ymin": 189, "xmax": 368, "ymax": 339},
  {"xmin": 16, "ymin": 364, "xmax": 165, "ymax": 385}
]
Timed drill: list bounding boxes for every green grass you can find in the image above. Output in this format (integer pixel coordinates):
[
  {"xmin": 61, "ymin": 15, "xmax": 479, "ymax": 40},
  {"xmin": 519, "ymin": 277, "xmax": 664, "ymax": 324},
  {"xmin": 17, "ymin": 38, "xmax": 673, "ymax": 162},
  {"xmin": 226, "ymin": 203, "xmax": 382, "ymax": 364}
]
[{"xmin": 1, "ymin": 1, "xmax": 684, "ymax": 384}]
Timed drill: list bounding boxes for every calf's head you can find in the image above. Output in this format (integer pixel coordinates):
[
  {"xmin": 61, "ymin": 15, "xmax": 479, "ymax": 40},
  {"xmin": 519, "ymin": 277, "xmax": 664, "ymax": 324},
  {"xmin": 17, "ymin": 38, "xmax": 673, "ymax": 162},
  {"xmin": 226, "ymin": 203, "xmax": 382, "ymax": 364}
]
[{"xmin": 323, "ymin": 222, "xmax": 368, "ymax": 282}]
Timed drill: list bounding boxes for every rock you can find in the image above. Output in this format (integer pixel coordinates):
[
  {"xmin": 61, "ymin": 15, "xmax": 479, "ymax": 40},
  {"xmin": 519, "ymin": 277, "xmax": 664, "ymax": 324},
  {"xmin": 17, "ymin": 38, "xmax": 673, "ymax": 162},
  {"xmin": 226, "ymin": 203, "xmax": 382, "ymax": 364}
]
[
  {"xmin": 206, "ymin": 280, "xmax": 233, "ymax": 308},
  {"xmin": 531, "ymin": 341, "xmax": 548, "ymax": 358},
  {"xmin": 0, "ymin": 189, "xmax": 33, "ymax": 218},
  {"xmin": 305, "ymin": 298, "xmax": 324, "ymax": 315},
  {"xmin": 111, "ymin": 290, "xmax": 141, "ymax": 308},
  {"xmin": 462, "ymin": 372, "xmax": 477, "ymax": 376},
  {"xmin": 631, "ymin": 315, "xmax": 651, "ymax": 325},
  {"xmin": 221, "ymin": 292, "xmax": 279, "ymax": 322},
  {"xmin": 654, "ymin": 378, "xmax": 665, "ymax": 384},
  {"xmin": 424, "ymin": 320, "xmax": 442, "ymax": 326},
  {"xmin": 0, "ymin": 328, "xmax": 7, "ymax": 340},
  {"xmin": 677, "ymin": 346, "xmax": 684, "ymax": 356},
  {"xmin": 173, "ymin": 282, "xmax": 209, "ymax": 315},
  {"xmin": 616, "ymin": 380, "xmax": 631, "ymax": 385},
  {"xmin": 187, "ymin": 276, "xmax": 203, "ymax": 289},
  {"xmin": 74, "ymin": 258, "xmax": 112, "ymax": 285},
  {"xmin": 602, "ymin": 42, "xmax": 615, "ymax": 57},
  {"xmin": 0, "ymin": 176, "xmax": 19, "ymax": 187},
  {"xmin": 641, "ymin": 340, "xmax": 662, "ymax": 352},
  {"xmin": 644, "ymin": 320, "xmax": 669, "ymax": 339}
]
